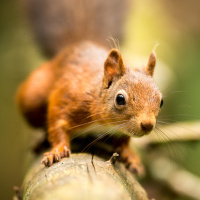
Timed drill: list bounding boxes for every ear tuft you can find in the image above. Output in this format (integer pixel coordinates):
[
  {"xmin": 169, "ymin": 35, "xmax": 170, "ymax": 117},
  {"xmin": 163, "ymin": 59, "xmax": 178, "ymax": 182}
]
[
  {"xmin": 103, "ymin": 49, "xmax": 126, "ymax": 88},
  {"xmin": 145, "ymin": 52, "xmax": 156, "ymax": 77}
]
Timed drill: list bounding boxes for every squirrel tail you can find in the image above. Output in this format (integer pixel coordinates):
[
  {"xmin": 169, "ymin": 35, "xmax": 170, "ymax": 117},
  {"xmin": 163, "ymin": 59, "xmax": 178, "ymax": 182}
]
[{"xmin": 24, "ymin": 0, "xmax": 129, "ymax": 57}]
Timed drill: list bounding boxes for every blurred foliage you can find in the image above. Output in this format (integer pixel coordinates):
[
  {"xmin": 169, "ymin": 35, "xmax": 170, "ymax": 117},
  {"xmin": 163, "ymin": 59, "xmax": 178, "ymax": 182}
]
[
  {"xmin": 0, "ymin": 0, "xmax": 200, "ymax": 200},
  {"xmin": 0, "ymin": 1, "xmax": 43, "ymax": 199}
]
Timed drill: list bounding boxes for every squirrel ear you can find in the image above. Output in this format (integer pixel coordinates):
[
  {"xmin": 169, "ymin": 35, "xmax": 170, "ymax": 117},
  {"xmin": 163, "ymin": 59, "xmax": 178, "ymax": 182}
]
[
  {"xmin": 145, "ymin": 52, "xmax": 156, "ymax": 77},
  {"xmin": 103, "ymin": 49, "xmax": 126, "ymax": 88}
]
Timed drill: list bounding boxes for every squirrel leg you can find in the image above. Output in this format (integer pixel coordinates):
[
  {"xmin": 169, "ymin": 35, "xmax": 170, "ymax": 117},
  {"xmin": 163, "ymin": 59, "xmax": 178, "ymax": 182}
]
[
  {"xmin": 115, "ymin": 137, "xmax": 145, "ymax": 176},
  {"xmin": 17, "ymin": 62, "xmax": 54, "ymax": 127},
  {"xmin": 41, "ymin": 119, "xmax": 71, "ymax": 167},
  {"xmin": 41, "ymin": 82, "xmax": 74, "ymax": 167}
]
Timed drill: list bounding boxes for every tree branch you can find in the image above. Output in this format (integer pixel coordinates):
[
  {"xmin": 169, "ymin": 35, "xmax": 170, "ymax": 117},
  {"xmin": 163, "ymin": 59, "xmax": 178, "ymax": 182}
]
[{"xmin": 20, "ymin": 153, "xmax": 150, "ymax": 200}]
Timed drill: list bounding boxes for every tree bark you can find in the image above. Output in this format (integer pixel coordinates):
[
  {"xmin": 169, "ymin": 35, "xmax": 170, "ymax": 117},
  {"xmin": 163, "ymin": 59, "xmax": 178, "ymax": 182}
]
[{"xmin": 20, "ymin": 153, "xmax": 150, "ymax": 200}]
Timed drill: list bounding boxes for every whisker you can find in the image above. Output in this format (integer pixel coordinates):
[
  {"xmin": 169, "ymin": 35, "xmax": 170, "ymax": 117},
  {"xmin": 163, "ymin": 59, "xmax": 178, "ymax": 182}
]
[
  {"xmin": 155, "ymin": 126, "xmax": 183, "ymax": 166},
  {"xmin": 158, "ymin": 113, "xmax": 200, "ymax": 119},
  {"xmin": 67, "ymin": 116, "xmax": 127, "ymax": 131},
  {"xmin": 154, "ymin": 127, "xmax": 178, "ymax": 167},
  {"xmin": 84, "ymin": 111, "xmax": 105, "ymax": 119},
  {"xmin": 107, "ymin": 36, "xmax": 120, "ymax": 50},
  {"xmin": 158, "ymin": 123, "xmax": 199, "ymax": 173},
  {"xmin": 168, "ymin": 90, "xmax": 188, "ymax": 94},
  {"xmin": 81, "ymin": 121, "xmax": 129, "ymax": 153},
  {"xmin": 157, "ymin": 120, "xmax": 200, "ymax": 137},
  {"xmin": 99, "ymin": 122, "xmax": 130, "ymax": 145},
  {"xmin": 154, "ymin": 128, "xmax": 172, "ymax": 160},
  {"xmin": 70, "ymin": 119, "xmax": 129, "ymax": 142},
  {"xmin": 161, "ymin": 83, "xmax": 175, "ymax": 97},
  {"xmin": 121, "ymin": 121, "xmax": 138, "ymax": 137}
]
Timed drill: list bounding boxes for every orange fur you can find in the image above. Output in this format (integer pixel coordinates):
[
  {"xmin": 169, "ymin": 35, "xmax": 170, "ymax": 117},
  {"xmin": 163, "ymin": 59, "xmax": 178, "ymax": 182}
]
[
  {"xmin": 18, "ymin": 0, "xmax": 162, "ymax": 174},
  {"xmin": 17, "ymin": 40, "xmax": 162, "ymax": 173}
]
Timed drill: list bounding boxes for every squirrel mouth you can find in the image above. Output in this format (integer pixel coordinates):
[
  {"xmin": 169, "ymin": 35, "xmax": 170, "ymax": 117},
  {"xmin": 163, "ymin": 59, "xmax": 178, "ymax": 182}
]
[
  {"xmin": 118, "ymin": 121, "xmax": 154, "ymax": 137},
  {"xmin": 126, "ymin": 129, "xmax": 153, "ymax": 138},
  {"xmin": 120, "ymin": 128, "xmax": 145, "ymax": 138}
]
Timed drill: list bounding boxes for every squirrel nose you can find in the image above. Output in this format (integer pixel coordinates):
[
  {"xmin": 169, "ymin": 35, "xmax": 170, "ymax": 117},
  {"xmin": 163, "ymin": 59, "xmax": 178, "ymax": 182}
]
[{"xmin": 141, "ymin": 121, "xmax": 154, "ymax": 132}]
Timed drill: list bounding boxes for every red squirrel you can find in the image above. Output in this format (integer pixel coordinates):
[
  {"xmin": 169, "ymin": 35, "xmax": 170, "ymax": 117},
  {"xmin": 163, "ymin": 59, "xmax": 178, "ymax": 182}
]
[{"xmin": 17, "ymin": 0, "xmax": 163, "ymax": 174}]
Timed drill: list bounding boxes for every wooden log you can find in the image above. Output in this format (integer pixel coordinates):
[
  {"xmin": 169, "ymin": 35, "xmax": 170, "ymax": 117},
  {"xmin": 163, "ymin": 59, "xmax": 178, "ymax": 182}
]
[{"xmin": 20, "ymin": 153, "xmax": 150, "ymax": 200}]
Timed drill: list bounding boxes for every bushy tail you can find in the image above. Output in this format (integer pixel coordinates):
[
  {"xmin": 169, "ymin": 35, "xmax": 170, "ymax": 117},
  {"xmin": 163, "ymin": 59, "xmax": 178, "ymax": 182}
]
[{"xmin": 24, "ymin": 0, "xmax": 129, "ymax": 57}]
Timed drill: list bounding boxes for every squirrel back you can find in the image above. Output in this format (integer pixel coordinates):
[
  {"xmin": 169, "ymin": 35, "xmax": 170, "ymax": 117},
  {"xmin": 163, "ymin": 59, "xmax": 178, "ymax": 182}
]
[{"xmin": 24, "ymin": 0, "xmax": 129, "ymax": 57}]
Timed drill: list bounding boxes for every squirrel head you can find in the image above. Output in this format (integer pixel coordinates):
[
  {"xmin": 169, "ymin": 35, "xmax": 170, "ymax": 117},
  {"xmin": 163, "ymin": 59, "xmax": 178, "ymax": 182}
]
[{"xmin": 100, "ymin": 49, "xmax": 163, "ymax": 137}]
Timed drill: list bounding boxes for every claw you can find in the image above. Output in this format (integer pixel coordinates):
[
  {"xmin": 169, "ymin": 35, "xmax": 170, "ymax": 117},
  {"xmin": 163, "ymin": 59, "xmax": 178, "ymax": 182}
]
[
  {"xmin": 41, "ymin": 157, "xmax": 47, "ymax": 165},
  {"xmin": 128, "ymin": 165, "xmax": 139, "ymax": 175},
  {"xmin": 42, "ymin": 156, "xmax": 53, "ymax": 167},
  {"xmin": 125, "ymin": 159, "xmax": 145, "ymax": 176},
  {"xmin": 60, "ymin": 151, "xmax": 64, "ymax": 158},
  {"xmin": 64, "ymin": 146, "xmax": 70, "ymax": 157},
  {"xmin": 55, "ymin": 152, "xmax": 61, "ymax": 162},
  {"xmin": 41, "ymin": 145, "xmax": 71, "ymax": 167},
  {"xmin": 118, "ymin": 147, "xmax": 145, "ymax": 176},
  {"xmin": 55, "ymin": 154, "xmax": 59, "ymax": 162}
]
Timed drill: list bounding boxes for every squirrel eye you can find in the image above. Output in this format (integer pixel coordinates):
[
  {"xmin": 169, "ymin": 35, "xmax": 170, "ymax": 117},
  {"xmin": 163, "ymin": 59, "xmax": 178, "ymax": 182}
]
[
  {"xmin": 160, "ymin": 99, "xmax": 164, "ymax": 108},
  {"xmin": 116, "ymin": 94, "xmax": 126, "ymax": 106}
]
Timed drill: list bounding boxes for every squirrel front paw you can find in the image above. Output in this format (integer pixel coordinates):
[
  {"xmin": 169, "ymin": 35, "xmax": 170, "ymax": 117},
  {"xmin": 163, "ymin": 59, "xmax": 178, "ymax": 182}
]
[
  {"xmin": 118, "ymin": 148, "xmax": 145, "ymax": 176},
  {"xmin": 124, "ymin": 157, "xmax": 145, "ymax": 176},
  {"xmin": 41, "ymin": 145, "xmax": 71, "ymax": 167}
]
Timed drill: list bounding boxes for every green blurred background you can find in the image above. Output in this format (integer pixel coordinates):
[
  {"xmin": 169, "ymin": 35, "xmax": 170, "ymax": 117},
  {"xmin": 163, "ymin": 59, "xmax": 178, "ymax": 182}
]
[{"xmin": 1, "ymin": 0, "xmax": 200, "ymax": 199}]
